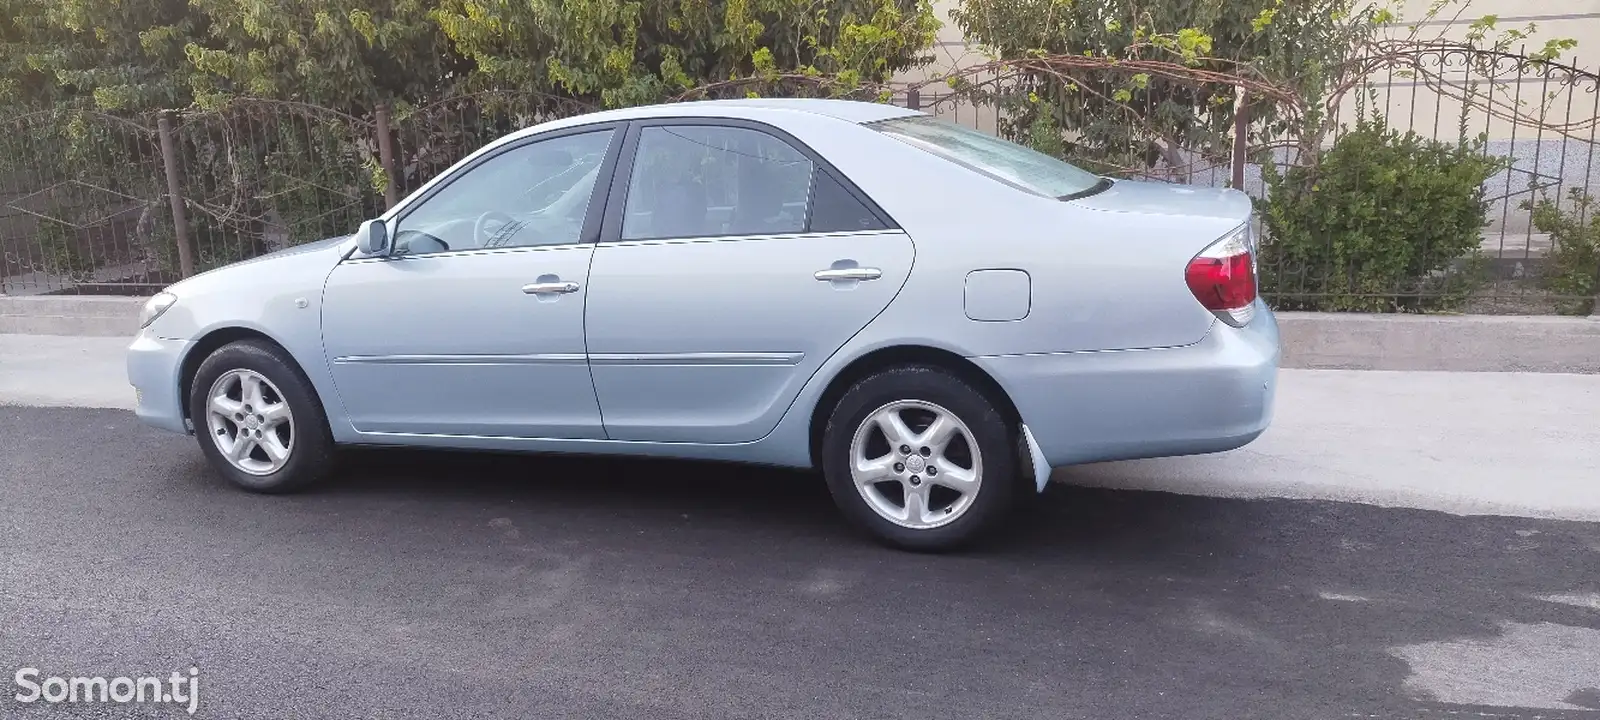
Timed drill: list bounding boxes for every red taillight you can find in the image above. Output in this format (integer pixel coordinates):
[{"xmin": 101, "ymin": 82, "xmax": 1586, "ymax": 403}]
[{"xmin": 1185, "ymin": 230, "xmax": 1257, "ymax": 327}]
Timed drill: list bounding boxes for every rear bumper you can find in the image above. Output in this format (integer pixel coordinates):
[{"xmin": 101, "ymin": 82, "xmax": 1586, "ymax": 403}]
[
  {"xmin": 972, "ymin": 302, "xmax": 1280, "ymax": 468},
  {"xmin": 127, "ymin": 331, "xmax": 192, "ymax": 434}
]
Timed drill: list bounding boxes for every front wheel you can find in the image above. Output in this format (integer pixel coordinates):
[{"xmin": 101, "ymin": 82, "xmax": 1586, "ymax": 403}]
[
  {"xmin": 820, "ymin": 365, "xmax": 1021, "ymax": 552},
  {"xmin": 188, "ymin": 339, "xmax": 335, "ymax": 493}
]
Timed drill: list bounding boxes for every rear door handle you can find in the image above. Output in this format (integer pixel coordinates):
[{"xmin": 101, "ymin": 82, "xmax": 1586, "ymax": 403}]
[
  {"xmin": 522, "ymin": 281, "xmax": 581, "ymax": 295},
  {"xmin": 814, "ymin": 268, "xmax": 883, "ymax": 282}
]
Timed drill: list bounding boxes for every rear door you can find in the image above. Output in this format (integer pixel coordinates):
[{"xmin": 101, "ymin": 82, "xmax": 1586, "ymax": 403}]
[{"xmin": 583, "ymin": 119, "xmax": 914, "ymax": 443}]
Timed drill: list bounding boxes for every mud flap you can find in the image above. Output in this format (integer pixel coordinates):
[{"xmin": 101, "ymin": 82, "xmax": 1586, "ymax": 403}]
[{"xmin": 1020, "ymin": 424, "xmax": 1051, "ymax": 493}]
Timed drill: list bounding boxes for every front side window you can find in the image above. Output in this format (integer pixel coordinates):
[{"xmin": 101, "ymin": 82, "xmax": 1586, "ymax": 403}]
[
  {"xmin": 392, "ymin": 129, "xmax": 615, "ymax": 255},
  {"xmin": 621, "ymin": 125, "xmax": 815, "ymax": 241},
  {"xmin": 870, "ymin": 116, "xmax": 1106, "ymax": 199}
]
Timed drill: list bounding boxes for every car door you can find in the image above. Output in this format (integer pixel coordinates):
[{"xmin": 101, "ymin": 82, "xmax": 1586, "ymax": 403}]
[
  {"xmin": 584, "ymin": 119, "xmax": 915, "ymax": 444},
  {"xmin": 320, "ymin": 124, "xmax": 623, "ymax": 439}
]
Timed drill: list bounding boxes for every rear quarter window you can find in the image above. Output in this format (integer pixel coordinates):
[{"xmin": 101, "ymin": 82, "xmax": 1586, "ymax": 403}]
[{"xmin": 807, "ymin": 170, "xmax": 888, "ymax": 233}]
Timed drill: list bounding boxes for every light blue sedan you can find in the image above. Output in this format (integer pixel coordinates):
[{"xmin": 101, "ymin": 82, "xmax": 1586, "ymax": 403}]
[{"xmin": 128, "ymin": 98, "xmax": 1278, "ymax": 551}]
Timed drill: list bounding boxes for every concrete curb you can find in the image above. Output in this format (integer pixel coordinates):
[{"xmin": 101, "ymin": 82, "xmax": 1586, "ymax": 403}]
[
  {"xmin": 0, "ymin": 296, "xmax": 142, "ymax": 338},
  {"xmin": 1277, "ymin": 312, "xmax": 1600, "ymax": 374},
  {"xmin": 3, "ymin": 296, "xmax": 1598, "ymax": 374}
]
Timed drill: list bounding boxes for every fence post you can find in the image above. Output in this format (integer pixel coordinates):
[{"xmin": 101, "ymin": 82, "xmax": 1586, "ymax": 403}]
[
  {"xmin": 906, "ymin": 88, "xmax": 921, "ymax": 112},
  {"xmin": 375, "ymin": 104, "xmax": 399, "ymax": 209},
  {"xmin": 1231, "ymin": 86, "xmax": 1248, "ymax": 191},
  {"xmin": 1591, "ymin": 259, "xmax": 1600, "ymax": 318},
  {"xmin": 156, "ymin": 111, "xmax": 195, "ymax": 279}
]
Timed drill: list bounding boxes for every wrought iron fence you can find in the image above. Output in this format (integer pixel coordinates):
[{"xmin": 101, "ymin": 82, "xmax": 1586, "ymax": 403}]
[
  {"xmin": 3, "ymin": 45, "xmax": 1598, "ymax": 314},
  {"xmin": 0, "ymin": 104, "xmax": 371, "ymax": 295},
  {"xmin": 893, "ymin": 45, "xmax": 1600, "ymax": 315},
  {"xmin": 0, "ymin": 94, "xmax": 593, "ymax": 296}
]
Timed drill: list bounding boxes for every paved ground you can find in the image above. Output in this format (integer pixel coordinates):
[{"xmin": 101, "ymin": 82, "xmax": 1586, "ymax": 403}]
[
  {"xmin": 3, "ymin": 335, "xmax": 1600, "ymax": 718},
  {"xmin": 0, "ymin": 335, "xmax": 133, "ymax": 409},
  {"xmin": 1070, "ymin": 368, "xmax": 1600, "ymax": 522},
  {"xmin": 1, "ymin": 406, "xmax": 1599, "ymax": 719}
]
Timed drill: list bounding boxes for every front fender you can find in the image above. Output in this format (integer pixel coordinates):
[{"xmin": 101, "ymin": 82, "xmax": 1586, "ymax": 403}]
[{"xmin": 146, "ymin": 242, "xmax": 358, "ymax": 441}]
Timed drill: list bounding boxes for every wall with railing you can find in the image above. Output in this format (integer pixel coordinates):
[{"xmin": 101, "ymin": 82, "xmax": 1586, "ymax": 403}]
[{"xmin": 3, "ymin": 46, "xmax": 1598, "ymax": 314}]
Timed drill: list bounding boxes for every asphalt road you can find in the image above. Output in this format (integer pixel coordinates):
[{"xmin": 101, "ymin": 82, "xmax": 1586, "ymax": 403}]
[{"xmin": 3, "ymin": 406, "xmax": 1600, "ymax": 719}]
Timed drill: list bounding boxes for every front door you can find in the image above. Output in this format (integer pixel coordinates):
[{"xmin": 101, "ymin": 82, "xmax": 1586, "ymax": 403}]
[
  {"xmin": 583, "ymin": 121, "xmax": 915, "ymax": 444},
  {"xmin": 321, "ymin": 125, "xmax": 622, "ymax": 439}
]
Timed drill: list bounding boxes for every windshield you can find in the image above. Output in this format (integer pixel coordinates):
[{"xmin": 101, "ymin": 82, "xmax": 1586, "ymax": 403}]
[{"xmin": 870, "ymin": 115, "xmax": 1106, "ymax": 199}]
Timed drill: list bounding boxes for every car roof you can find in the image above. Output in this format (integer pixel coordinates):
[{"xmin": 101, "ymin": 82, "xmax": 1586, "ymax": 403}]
[
  {"xmin": 504, "ymin": 98, "xmax": 921, "ymax": 141},
  {"xmin": 648, "ymin": 98, "xmax": 922, "ymax": 123},
  {"xmin": 380, "ymin": 98, "xmax": 927, "ymax": 224}
]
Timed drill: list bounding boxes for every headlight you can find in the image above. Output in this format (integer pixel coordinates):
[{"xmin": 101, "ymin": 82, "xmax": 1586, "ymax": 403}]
[{"xmin": 139, "ymin": 292, "xmax": 178, "ymax": 330}]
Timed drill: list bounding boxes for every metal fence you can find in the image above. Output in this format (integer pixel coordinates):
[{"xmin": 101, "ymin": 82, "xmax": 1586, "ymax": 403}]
[
  {"xmin": 0, "ymin": 92, "xmax": 592, "ymax": 296},
  {"xmin": 3, "ymin": 46, "xmax": 1598, "ymax": 314},
  {"xmin": 896, "ymin": 46, "xmax": 1600, "ymax": 315}
]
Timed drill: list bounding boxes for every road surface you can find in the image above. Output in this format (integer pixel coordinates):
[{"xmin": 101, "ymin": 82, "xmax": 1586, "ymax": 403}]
[{"xmin": 2, "ymin": 334, "xmax": 1599, "ymax": 718}]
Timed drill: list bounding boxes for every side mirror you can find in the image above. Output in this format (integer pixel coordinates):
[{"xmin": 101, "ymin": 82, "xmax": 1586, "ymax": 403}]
[{"xmin": 355, "ymin": 218, "xmax": 390, "ymax": 256}]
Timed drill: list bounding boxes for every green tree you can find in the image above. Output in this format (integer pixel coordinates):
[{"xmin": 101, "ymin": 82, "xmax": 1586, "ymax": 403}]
[
  {"xmin": 944, "ymin": 0, "xmax": 1578, "ymax": 180},
  {"xmin": 182, "ymin": 0, "xmax": 466, "ymax": 112},
  {"xmin": 947, "ymin": 0, "xmax": 1372, "ymax": 178},
  {"xmin": 6, "ymin": 0, "xmax": 937, "ymax": 114},
  {"xmin": 0, "ymin": 0, "xmax": 941, "ymax": 284},
  {"xmin": 432, "ymin": 0, "xmax": 939, "ymax": 108},
  {"xmin": 0, "ymin": 0, "xmax": 195, "ymax": 110}
]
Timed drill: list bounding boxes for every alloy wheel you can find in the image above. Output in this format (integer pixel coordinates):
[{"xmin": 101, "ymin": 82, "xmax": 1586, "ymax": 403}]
[
  {"xmin": 848, "ymin": 399, "xmax": 983, "ymax": 530},
  {"xmin": 204, "ymin": 369, "xmax": 295, "ymax": 476}
]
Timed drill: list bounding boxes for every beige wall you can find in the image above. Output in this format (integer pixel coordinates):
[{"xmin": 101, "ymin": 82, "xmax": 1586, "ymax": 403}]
[{"xmin": 1395, "ymin": 1, "xmax": 1600, "ymax": 56}]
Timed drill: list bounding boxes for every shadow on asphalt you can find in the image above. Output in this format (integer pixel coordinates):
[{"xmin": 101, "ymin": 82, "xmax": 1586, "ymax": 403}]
[
  {"xmin": 310, "ymin": 446, "xmax": 1600, "ymax": 716},
  {"xmin": 7, "ymin": 407, "xmax": 1600, "ymax": 719},
  {"xmin": 319, "ymin": 445, "xmax": 1217, "ymax": 555}
]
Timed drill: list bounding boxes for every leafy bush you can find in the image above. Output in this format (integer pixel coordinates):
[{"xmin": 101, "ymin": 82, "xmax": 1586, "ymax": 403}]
[
  {"xmin": 1, "ymin": 0, "xmax": 940, "ymax": 285},
  {"xmin": 3, "ymin": 0, "xmax": 938, "ymax": 114},
  {"xmin": 1258, "ymin": 117, "xmax": 1504, "ymax": 312},
  {"xmin": 1528, "ymin": 189, "xmax": 1600, "ymax": 315}
]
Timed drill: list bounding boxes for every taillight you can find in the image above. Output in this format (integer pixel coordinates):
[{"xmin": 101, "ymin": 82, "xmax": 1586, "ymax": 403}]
[{"xmin": 1185, "ymin": 225, "xmax": 1257, "ymax": 327}]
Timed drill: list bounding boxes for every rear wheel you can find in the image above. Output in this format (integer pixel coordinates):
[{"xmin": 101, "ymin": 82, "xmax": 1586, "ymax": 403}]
[
  {"xmin": 188, "ymin": 339, "xmax": 335, "ymax": 493},
  {"xmin": 820, "ymin": 365, "xmax": 1021, "ymax": 551}
]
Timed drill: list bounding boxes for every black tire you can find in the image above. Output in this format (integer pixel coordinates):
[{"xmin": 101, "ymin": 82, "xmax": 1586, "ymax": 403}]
[
  {"xmin": 820, "ymin": 365, "xmax": 1022, "ymax": 552},
  {"xmin": 188, "ymin": 338, "xmax": 336, "ymax": 494}
]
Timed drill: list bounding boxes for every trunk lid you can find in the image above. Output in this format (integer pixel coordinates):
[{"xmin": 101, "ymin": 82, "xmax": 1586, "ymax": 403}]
[{"xmin": 1071, "ymin": 178, "xmax": 1253, "ymax": 223}]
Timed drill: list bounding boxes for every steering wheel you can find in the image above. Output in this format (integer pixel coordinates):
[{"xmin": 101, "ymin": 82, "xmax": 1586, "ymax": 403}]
[{"xmin": 474, "ymin": 210, "xmax": 517, "ymax": 247}]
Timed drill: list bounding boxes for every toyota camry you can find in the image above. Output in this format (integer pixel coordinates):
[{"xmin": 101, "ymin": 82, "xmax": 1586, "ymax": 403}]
[{"xmin": 127, "ymin": 98, "xmax": 1279, "ymax": 551}]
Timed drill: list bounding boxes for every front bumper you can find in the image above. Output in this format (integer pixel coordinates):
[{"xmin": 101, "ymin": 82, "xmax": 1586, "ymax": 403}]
[
  {"xmin": 127, "ymin": 331, "xmax": 193, "ymax": 434},
  {"xmin": 974, "ymin": 301, "xmax": 1280, "ymax": 469}
]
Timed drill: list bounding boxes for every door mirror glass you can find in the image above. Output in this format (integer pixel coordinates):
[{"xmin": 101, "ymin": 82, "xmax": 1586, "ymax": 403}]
[{"xmin": 356, "ymin": 218, "xmax": 390, "ymax": 256}]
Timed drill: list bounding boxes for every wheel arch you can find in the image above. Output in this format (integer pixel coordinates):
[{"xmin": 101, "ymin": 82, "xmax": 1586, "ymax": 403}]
[
  {"xmin": 178, "ymin": 326, "xmax": 314, "ymax": 424},
  {"xmin": 807, "ymin": 344, "xmax": 1024, "ymax": 468}
]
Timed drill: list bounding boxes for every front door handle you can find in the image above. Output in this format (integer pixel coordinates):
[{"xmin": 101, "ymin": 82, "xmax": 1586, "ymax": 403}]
[
  {"xmin": 522, "ymin": 281, "xmax": 581, "ymax": 295},
  {"xmin": 814, "ymin": 267, "xmax": 883, "ymax": 282}
]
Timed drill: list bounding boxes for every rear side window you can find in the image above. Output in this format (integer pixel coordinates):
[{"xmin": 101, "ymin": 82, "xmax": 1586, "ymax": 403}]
[
  {"xmin": 621, "ymin": 126, "xmax": 815, "ymax": 240},
  {"xmin": 871, "ymin": 115, "xmax": 1106, "ymax": 199},
  {"xmin": 807, "ymin": 170, "xmax": 888, "ymax": 233}
]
